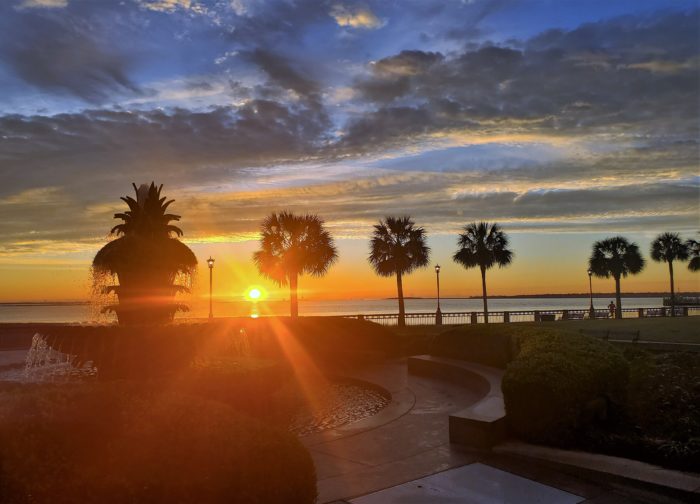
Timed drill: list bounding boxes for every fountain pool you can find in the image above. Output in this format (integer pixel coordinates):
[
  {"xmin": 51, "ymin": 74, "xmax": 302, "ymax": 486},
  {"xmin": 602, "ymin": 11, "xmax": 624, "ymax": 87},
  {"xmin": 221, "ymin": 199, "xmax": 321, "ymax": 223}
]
[{"xmin": 290, "ymin": 380, "xmax": 389, "ymax": 436}]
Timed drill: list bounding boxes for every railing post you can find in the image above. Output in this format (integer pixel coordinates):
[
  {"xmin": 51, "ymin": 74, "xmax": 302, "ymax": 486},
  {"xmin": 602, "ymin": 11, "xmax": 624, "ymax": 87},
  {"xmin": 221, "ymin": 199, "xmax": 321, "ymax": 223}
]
[
  {"xmin": 683, "ymin": 307, "xmax": 688, "ymax": 316},
  {"xmin": 503, "ymin": 311, "xmax": 510, "ymax": 323},
  {"xmin": 470, "ymin": 312, "xmax": 478, "ymax": 324},
  {"xmin": 562, "ymin": 310, "xmax": 568, "ymax": 320},
  {"xmin": 358, "ymin": 314, "xmax": 365, "ymax": 321},
  {"xmin": 534, "ymin": 310, "xmax": 540, "ymax": 322},
  {"xmin": 638, "ymin": 308, "xmax": 644, "ymax": 318}
]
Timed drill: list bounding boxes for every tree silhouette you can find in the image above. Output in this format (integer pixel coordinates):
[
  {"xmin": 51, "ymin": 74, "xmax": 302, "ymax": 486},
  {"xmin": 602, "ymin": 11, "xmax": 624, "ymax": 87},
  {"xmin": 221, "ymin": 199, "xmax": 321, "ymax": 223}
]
[
  {"xmin": 253, "ymin": 211, "xmax": 337, "ymax": 317},
  {"xmin": 453, "ymin": 222, "xmax": 513, "ymax": 323},
  {"xmin": 650, "ymin": 233, "xmax": 689, "ymax": 316},
  {"xmin": 687, "ymin": 238, "xmax": 700, "ymax": 272},
  {"xmin": 588, "ymin": 236, "xmax": 645, "ymax": 319},
  {"xmin": 92, "ymin": 183, "xmax": 197, "ymax": 325},
  {"xmin": 368, "ymin": 216, "xmax": 430, "ymax": 327}
]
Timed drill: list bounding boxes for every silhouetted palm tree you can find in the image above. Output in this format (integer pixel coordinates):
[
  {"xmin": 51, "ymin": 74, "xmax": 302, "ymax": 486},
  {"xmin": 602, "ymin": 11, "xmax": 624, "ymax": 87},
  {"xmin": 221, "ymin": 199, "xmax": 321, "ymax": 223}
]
[
  {"xmin": 253, "ymin": 211, "xmax": 337, "ymax": 317},
  {"xmin": 453, "ymin": 222, "xmax": 513, "ymax": 323},
  {"xmin": 687, "ymin": 238, "xmax": 700, "ymax": 272},
  {"xmin": 588, "ymin": 236, "xmax": 645, "ymax": 319},
  {"xmin": 368, "ymin": 216, "xmax": 430, "ymax": 327},
  {"xmin": 650, "ymin": 233, "xmax": 689, "ymax": 316},
  {"xmin": 93, "ymin": 183, "xmax": 197, "ymax": 325}
]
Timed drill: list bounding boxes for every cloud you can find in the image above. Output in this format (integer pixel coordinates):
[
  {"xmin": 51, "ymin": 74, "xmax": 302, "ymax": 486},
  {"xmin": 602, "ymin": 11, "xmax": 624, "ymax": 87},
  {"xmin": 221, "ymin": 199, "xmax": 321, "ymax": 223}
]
[
  {"xmin": 0, "ymin": 11, "xmax": 141, "ymax": 103},
  {"xmin": 344, "ymin": 11, "xmax": 699, "ymax": 152},
  {"xmin": 135, "ymin": 1, "xmax": 205, "ymax": 14},
  {"xmin": 0, "ymin": 101, "xmax": 330, "ymax": 200},
  {"xmin": 330, "ymin": 4, "xmax": 384, "ymax": 29},
  {"xmin": 245, "ymin": 49, "xmax": 320, "ymax": 99},
  {"xmin": 17, "ymin": 0, "xmax": 67, "ymax": 8}
]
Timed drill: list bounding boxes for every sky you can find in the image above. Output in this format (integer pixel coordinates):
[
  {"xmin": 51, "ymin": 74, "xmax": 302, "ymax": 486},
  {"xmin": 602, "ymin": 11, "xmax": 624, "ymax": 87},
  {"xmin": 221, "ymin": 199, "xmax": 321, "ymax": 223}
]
[{"xmin": 0, "ymin": 0, "xmax": 699, "ymax": 303}]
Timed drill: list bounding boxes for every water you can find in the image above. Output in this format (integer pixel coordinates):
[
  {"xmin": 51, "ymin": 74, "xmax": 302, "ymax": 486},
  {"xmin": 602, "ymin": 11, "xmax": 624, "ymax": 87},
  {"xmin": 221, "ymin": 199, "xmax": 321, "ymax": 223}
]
[
  {"xmin": 0, "ymin": 297, "xmax": 667, "ymax": 323},
  {"xmin": 290, "ymin": 381, "xmax": 389, "ymax": 437},
  {"xmin": 16, "ymin": 333, "xmax": 96, "ymax": 382}
]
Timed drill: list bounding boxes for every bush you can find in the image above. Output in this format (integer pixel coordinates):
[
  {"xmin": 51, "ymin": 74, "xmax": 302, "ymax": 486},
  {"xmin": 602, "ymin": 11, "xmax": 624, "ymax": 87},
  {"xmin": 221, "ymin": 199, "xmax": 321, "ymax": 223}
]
[
  {"xmin": 244, "ymin": 317, "xmax": 399, "ymax": 366},
  {"xmin": 0, "ymin": 382, "xmax": 316, "ymax": 504},
  {"xmin": 430, "ymin": 324, "xmax": 518, "ymax": 368},
  {"xmin": 430, "ymin": 323, "xmax": 576, "ymax": 369},
  {"xmin": 179, "ymin": 357, "xmax": 297, "ymax": 425},
  {"xmin": 502, "ymin": 332, "xmax": 629, "ymax": 444}
]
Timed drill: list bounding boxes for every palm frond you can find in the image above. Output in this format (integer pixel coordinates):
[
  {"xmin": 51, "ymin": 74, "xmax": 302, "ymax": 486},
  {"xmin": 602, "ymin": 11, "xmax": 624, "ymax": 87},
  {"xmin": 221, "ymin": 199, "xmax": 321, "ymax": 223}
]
[
  {"xmin": 588, "ymin": 236, "xmax": 645, "ymax": 279},
  {"xmin": 453, "ymin": 221, "xmax": 513, "ymax": 272},
  {"xmin": 368, "ymin": 216, "xmax": 430, "ymax": 276}
]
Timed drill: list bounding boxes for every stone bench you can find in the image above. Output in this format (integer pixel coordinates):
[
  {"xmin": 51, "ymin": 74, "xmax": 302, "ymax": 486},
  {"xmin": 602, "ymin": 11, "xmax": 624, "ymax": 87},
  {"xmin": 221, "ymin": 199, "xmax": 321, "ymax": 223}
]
[{"xmin": 407, "ymin": 355, "xmax": 506, "ymax": 448}]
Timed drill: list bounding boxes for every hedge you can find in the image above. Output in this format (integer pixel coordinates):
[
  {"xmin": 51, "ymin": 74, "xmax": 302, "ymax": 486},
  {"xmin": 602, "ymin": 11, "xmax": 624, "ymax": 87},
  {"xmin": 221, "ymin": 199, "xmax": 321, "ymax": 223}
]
[
  {"xmin": 430, "ymin": 324, "xmax": 578, "ymax": 369},
  {"xmin": 0, "ymin": 382, "xmax": 316, "ymax": 504},
  {"xmin": 502, "ymin": 332, "xmax": 629, "ymax": 444}
]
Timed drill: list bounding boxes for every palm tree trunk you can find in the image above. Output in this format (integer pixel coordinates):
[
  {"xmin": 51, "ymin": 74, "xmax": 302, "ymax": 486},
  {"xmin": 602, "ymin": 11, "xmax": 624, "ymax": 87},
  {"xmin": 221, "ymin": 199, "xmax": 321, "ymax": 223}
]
[
  {"xmin": 614, "ymin": 275, "xmax": 622, "ymax": 319},
  {"xmin": 669, "ymin": 260, "xmax": 675, "ymax": 317},
  {"xmin": 396, "ymin": 272, "xmax": 406, "ymax": 327},
  {"xmin": 290, "ymin": 273, "xmax": 299, "ymax": 318},
  {"xmin": 481, "ymin": 266, "xmax": 489, "ymax": 324}
]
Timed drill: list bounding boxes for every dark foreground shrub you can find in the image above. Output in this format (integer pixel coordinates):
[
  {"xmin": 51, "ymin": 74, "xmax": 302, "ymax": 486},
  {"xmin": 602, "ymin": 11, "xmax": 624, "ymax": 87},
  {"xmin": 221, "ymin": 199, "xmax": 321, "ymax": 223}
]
[
  {"xmin": 502, "ymin": 332, "xmax": 629, "ymax": 444},
  {"xmin": 245, "ymin": 317, "xmax": 399, "ymax": 366},
  {"xmin": 0, "ymin": 382, "xmax": 316, "ymax": 504},
  {"xmin": 180, "ymin": 357, "xmax": 296, "ymax": 425},
  {"xmin": 431, "ymin": 324, "xmax": 519, "ymax": 368}
]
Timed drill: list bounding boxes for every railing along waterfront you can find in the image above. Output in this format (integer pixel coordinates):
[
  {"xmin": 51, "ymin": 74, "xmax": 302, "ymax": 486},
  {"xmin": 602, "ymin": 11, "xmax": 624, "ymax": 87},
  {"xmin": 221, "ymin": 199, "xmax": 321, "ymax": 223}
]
[{"xmin": 344, "ymin": 306, "xmax": 700, "ymax": 327}]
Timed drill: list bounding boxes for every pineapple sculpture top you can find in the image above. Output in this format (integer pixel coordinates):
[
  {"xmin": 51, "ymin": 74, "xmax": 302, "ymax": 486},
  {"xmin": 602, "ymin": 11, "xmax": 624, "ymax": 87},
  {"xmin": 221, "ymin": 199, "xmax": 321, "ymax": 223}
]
[
  {"xmin": 111, "ymin": 183, "xmax": 184, "ymax": 238},
  {"xmin": 92, "ymin": 182, "xmax": 197, "ymax": 326}
]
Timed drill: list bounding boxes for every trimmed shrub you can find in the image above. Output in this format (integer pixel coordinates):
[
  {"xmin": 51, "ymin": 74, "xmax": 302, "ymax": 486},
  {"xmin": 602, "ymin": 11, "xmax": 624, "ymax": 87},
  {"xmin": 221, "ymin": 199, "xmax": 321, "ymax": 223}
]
[
  {"xmin": 179, "ymin": 357, "xmax": 296, "ymax": 425},
  {"xmin": 502, "ymin": 332, "xmax": 629, "ymax": 444},
  {"xmin": 242, "ymin": 317, "xmax": 399, "ymax": 366},
  {"xmin": 431, "ymin": 325, "xmax": 517, "ymax": 368},
  {"xmin": 430, "ymin": 323, "xmax": 574, "ymax": 368},
  {"xmin": 0, "ymin": 382, "xmax": 316, "ymax": 504}
]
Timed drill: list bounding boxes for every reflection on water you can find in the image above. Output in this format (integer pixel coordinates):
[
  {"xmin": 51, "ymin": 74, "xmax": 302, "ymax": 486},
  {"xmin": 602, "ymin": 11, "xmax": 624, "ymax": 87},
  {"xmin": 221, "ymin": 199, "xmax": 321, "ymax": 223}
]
[{"xmin": 290, "ymin": 382, "xmax": 389, "ymax": 437}]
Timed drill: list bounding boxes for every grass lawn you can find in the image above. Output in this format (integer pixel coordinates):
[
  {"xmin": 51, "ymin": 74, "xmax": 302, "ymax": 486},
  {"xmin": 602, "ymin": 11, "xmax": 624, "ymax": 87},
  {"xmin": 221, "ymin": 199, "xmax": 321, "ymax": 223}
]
[{"xmin": 391, "ymin": 316, "xmax": 700, "ymax": 344}]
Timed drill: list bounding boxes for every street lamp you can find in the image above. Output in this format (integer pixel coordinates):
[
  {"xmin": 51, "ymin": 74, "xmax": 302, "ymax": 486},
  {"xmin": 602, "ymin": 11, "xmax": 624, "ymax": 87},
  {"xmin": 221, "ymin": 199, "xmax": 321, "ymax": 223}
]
[
  {"xmin": 587, "ymin": 268, "xmax": 594, "ymax": 319},
  {"xmin": 435, "ymin": 264, "xmax": 442, "ymax": 326},
  {"xmin": 207, "ymin": 256, "xmax": 215, "ymax": 320}
]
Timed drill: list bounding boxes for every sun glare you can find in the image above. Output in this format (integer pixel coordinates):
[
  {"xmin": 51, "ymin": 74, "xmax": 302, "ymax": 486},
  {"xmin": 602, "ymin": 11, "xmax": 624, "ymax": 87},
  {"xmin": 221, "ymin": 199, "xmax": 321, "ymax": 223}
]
[{"xmin": 245, "ymin": 286, "xmax": 266, "ymax": 301}]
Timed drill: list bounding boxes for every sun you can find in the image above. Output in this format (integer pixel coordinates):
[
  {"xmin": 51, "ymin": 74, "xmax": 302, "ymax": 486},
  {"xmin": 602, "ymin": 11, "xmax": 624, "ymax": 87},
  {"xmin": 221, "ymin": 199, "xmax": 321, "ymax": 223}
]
[{"xmin": 245, "ymin": 286, "xmax": 266, "ymax": 301}]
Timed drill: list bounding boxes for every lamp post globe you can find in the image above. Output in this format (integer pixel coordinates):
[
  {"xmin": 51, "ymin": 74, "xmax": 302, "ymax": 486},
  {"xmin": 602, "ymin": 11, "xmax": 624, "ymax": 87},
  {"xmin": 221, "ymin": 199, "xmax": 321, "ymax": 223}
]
[{"xmin": 207, "ymin": 257, "xmax": 215, "ymax": 320}]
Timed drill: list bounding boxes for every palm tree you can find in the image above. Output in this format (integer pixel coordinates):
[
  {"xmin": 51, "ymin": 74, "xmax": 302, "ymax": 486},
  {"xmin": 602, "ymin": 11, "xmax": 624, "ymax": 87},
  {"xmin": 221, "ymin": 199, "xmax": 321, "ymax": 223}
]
[
  {"xmin": 368, "ymin": 216, "xmax": 430, "ymax": 327},
  {"xmin": 588, "ymin": 236, "xmax": 645, "ymax": 319},
  {"xmin": 253, "ymin": 211, "xmax": 337, "ymax": 317},
  {"xmin": 687, "ymin": 238, "xmax": 700, "ymax": 272},
  {"xmin": 650, "ymin": 233, "xmax": 689, "ymax": 316},
  {"xmin": 92, "ymin": 183, "xmax": 197, "ymax": 325},
  {"xmin": 453, "ymin": 222, "xmax": 513, "ymax": 323}
]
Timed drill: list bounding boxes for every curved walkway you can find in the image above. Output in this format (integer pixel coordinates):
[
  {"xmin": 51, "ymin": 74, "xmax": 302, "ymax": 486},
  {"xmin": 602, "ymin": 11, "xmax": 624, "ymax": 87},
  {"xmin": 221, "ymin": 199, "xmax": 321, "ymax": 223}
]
[
  {"xmin": 302, "ymin": 359, "xmax": 480, "ymax": 503},
  {"xmin": 303, "ymin": 358, "xmax": 694, "ymax": 504}
]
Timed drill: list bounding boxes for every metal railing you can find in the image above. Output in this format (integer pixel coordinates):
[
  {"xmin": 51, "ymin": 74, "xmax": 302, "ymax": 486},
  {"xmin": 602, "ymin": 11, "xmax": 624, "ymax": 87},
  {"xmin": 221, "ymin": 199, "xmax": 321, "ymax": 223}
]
[{"xmin": 344, "ymin": 306, "xmax": 699, "ymax": 327}]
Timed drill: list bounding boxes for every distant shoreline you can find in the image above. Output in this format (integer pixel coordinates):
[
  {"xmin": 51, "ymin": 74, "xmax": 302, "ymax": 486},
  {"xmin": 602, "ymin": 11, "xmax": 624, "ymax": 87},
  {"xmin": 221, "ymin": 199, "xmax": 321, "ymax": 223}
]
[
  {"xmin": 387, "ymin": 292, "xmax": 699, "ymax": 300},
  {"xmin": 2, "ymin": 292, "xmax": 697, "ymax": 306}
]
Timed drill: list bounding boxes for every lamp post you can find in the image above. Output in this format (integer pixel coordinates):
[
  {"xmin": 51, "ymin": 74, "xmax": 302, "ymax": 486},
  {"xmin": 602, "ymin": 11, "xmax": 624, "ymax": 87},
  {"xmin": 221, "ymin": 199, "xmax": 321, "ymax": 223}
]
[
  {"xmin": 435, "ymin": 264, "xmax": 442, "ymax": 326},
  {"xmin": 587, "ymin": 268, "xmax": 594, "ymax": 319},
  {"xmin": 207, "ymin": 256, "xmax": 215, "ymax": 320}
]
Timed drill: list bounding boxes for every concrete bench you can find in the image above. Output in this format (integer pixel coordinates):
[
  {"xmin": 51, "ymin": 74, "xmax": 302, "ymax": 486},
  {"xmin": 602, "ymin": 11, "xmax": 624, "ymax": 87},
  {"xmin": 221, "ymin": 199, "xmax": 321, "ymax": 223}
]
[{"xmin": 408, "ymin": 355, "xmax": 506, "ymax": 448}]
